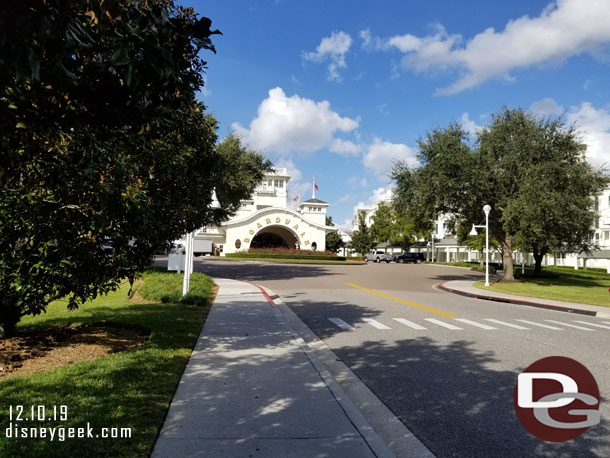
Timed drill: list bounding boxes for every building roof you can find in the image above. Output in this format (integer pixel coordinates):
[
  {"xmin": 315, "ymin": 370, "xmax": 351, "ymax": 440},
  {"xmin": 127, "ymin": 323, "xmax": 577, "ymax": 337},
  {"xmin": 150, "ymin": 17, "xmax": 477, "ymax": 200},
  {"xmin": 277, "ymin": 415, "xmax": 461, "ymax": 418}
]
[
  {"xmin": 578, "ymin": 250, "xmax": 610, "ymax": 259},
  {"xmin": 301, "ymin": 198, "xmax": 329, "ymax": 205}
]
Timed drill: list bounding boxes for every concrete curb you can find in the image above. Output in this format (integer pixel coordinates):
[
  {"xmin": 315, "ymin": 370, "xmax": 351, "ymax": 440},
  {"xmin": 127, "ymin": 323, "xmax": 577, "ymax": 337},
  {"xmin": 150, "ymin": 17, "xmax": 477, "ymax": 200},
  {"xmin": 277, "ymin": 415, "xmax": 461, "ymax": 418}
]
[
  {"xmin": 254, "ymin": 283, "xmax": 437, "ymax": 458},
  {"xmin": 438, "ymin": 282, "xmax": 601, "ymax": 317}
]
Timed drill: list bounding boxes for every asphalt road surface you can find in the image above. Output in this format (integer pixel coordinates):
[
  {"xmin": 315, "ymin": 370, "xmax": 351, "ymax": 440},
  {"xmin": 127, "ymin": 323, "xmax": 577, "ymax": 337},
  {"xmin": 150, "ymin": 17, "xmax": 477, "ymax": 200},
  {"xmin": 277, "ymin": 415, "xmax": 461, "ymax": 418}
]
[{"xmin": 179, "ymin": 259, "xmax": 610, "ymax": 458}]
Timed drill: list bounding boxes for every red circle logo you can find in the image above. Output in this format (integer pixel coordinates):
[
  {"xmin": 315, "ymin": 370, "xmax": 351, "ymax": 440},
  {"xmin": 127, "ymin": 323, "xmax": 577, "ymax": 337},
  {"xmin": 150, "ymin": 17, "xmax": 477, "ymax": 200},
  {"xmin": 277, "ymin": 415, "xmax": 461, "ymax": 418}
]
[{"xmin": 513, "ymin": 356, "xmax": 600, "ymax": 442}]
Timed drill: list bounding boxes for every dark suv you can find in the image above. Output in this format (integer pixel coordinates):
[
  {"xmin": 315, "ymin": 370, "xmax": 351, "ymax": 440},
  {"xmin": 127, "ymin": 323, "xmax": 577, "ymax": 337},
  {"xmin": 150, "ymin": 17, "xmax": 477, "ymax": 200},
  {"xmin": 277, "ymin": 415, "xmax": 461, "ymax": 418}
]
[{"xmin": 394, "ymin": 252, "xmax": 425, "ymax": 264}]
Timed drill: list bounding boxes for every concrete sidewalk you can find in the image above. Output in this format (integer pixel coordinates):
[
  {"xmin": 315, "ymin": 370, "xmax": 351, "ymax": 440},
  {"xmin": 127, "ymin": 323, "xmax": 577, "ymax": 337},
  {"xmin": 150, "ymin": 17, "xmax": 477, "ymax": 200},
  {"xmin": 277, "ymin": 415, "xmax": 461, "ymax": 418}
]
[
  {"xmin": 440, "ymin": 280, "xmax": 610, "ymax": 318},
  {"xmin": 152, "ymin": 278, "xmax": 397, "ymax": 458}
]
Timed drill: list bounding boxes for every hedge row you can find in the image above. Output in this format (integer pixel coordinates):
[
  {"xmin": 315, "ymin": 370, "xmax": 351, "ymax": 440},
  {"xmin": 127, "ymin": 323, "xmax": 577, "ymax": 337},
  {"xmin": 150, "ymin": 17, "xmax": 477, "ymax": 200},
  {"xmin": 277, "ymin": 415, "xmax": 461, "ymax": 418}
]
[{"xmin": 226, "ymin": 252, "xmax": 346, "ymax": 261}]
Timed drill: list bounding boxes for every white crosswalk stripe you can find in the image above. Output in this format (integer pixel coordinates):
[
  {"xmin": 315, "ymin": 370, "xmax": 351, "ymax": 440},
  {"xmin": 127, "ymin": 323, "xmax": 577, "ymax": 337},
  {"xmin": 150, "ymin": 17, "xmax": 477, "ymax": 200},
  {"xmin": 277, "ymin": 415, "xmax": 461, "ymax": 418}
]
[
  {"xmin": 484, "ymin": 319, "xmax": 530, "ymax": 330},
  {"xmin": 515, "ymin": 320, "xmax": 563, "ymax": 330},
  {"xmin": 545, "ymin": 320, "xmax": 595, "ymax": 331},
  {"xmin": 362, "ymin": 318, "xmax": 391, "ymax": 329},
  {"xmin": 573, "ymin": 321, "xmax": 610, "ymax": 330},
  {"xmin": 455, "ymin": 318, "xmax": 496, "ymax": 330},
  {"xmin": 328, "ymin": 318, "xmax": 354, "ymax": 331},
  {"xmin": 327, "ymin": 317, "xmax": 605, "ymax": 333},
  {"xmin": 425, "ymin": 318, "xmax": 462, "ymax": 330},
  {"xmin": 392, "ymin": 318, "xmax": 427, "ymax": 330}
]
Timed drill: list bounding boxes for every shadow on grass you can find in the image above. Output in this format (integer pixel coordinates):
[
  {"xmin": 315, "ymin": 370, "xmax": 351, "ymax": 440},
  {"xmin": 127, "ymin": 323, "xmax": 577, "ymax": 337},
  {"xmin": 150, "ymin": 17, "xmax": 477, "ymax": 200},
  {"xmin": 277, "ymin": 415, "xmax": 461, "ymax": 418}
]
[{"xmin": 0, "ymin": 295, "xmax": 209, "ymax": 458}]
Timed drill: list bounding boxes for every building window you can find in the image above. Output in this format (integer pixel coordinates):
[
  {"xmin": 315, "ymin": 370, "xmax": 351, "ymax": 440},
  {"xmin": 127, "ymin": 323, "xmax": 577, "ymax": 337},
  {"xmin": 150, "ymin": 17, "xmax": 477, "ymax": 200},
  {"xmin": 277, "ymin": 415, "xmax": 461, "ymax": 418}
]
[
  {"xmin": 235, "ymin": 239, "xmax": 241, "ymax": 249},
  {"xmin": 275, "ymin": 179, "xmax": 283, "ymax": 188},
  {"xmin": 311, "ymin": 242, "xmax": 317, "ymax": 251},
  {"xmin": 594, "ymin": 196, "xmax": 599, "ymax": 211},
  {"xmin": 201, "ymin": 227, "xmax": 207, "ymax": 233}
]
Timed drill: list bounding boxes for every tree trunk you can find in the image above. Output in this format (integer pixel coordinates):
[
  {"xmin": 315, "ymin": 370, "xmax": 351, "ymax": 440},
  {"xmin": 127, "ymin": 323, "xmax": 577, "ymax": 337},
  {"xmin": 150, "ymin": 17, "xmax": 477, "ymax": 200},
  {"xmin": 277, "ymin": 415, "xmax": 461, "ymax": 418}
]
[
  {"xmin": 0, "ymin": 304, "xmax": 21, "ymax": 338},
  {"xmin": 532, "ymin": 243, "xmax": 547, "ymax": 274},
  {"xmin": 502, "ymin": 232, "xmax": 515, "ymax": 281}
]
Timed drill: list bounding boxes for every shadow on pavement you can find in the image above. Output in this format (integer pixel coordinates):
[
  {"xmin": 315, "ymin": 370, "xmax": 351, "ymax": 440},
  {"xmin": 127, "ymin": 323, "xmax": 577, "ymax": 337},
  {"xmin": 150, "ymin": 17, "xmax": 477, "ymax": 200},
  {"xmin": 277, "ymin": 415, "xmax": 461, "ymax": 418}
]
[
  {"xmin": 333, "ymin": 336, "xmax": 608, "ymax": 458},
  {"xmin": 155, "ymin": 257, "xmax": 344, "ymax": 283},
  {"xmin": 278, "ymin": 297, "xmax": 608, "ymax": 458},
  {"xmin": 152, "ymin": 293, "xmax": 374, "ymax": 457}
]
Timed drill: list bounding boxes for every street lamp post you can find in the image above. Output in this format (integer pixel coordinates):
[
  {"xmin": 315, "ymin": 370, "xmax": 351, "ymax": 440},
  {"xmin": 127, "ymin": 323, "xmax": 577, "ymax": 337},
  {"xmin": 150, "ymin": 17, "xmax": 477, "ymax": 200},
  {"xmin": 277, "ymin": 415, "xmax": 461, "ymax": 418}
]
[
  {"xmin": 470, "ymin": 205, "xmax": 492, "ymax": 286},
  {"xmin": 182, "ymin": 190, "xmax": 221, "ymax": 296},
  {"xmin": 431, "ymin": 232, "xmax": 436, "ymax": 263}
]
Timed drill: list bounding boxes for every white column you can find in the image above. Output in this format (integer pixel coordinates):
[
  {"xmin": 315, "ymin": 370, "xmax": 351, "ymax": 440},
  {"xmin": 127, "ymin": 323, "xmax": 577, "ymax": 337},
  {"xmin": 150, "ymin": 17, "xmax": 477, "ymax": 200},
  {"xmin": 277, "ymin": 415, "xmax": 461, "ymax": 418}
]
[{"xmin": 182, "ymin": 231, "xmax": 194, "ymax": 296}]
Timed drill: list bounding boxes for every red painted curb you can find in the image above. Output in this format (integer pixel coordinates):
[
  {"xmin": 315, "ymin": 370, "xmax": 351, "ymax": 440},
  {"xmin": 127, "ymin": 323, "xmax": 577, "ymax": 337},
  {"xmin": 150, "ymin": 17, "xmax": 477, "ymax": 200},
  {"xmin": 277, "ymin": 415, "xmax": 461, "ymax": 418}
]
[{"xmin": 241, "ymin": 280, "xmax": 277, "ymax": 307}]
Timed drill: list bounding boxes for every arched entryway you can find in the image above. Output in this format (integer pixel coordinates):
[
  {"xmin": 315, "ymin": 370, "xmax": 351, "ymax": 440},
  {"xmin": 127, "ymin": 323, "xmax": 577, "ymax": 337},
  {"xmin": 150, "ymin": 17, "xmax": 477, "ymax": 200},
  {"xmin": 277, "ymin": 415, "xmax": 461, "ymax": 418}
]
[{"xmin": 250, "ymin": 225, "xmax": 299, "ymax": 249}]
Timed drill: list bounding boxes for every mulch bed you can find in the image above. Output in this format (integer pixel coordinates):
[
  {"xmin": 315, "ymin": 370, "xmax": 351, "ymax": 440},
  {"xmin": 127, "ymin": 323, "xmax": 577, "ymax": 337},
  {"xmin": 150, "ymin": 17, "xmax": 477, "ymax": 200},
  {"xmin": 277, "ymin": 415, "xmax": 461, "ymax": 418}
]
[{"xmin": 0, "ymin": 324, "xmax": 149, "ymax": 379}]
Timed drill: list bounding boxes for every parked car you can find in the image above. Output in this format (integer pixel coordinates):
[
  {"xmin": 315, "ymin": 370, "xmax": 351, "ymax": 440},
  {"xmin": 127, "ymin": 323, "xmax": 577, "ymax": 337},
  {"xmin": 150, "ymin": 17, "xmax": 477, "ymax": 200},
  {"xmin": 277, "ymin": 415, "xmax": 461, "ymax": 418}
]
[
  {"xmin": 364, "ymin": 250, "xmax": 392, "ymax": 263},
  {"xmin": 394, "ymin": 252, "xmax": 425, "ymax": 264}
]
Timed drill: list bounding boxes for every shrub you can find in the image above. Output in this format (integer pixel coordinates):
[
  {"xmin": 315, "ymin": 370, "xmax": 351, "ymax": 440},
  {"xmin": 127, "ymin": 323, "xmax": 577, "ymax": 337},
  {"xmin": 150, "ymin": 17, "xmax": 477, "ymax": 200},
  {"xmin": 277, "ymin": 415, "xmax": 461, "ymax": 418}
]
[
  {"xmin": 246, "ymin": 247, "xmax": 338, "ymax": 256},
  {"xmin": 138, "ymin": 270, "xmax": 215, "ymax": 306},
  {"xmin": 226, "ymin": 252, "xmax": 346, "ymax": 261}
]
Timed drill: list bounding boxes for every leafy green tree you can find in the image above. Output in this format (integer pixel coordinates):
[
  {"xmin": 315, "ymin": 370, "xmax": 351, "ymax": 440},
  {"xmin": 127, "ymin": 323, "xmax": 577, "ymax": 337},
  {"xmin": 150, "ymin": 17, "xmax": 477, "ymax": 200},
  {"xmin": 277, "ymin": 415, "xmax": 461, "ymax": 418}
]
[
  {"xmin": 393, "ymin": 108, "xmax": 606, "ymax": 280},
  {"xmin": 324, "ymin": 216, "xmax": 345, "ymax": 253},
  {"xmin": 350, "ymin": 211, "xmax": 375, "ymax": 256},
  {"xmin": 456, "ymin": 221, "xmax": 501, "ymax": 267},
  {"xmin": 0, "ymin": 1, "xmax": 269, "ymax": 336},
  {"xmin": 370, "ymin": 201, "xmax": 430, "ymax": 251}
]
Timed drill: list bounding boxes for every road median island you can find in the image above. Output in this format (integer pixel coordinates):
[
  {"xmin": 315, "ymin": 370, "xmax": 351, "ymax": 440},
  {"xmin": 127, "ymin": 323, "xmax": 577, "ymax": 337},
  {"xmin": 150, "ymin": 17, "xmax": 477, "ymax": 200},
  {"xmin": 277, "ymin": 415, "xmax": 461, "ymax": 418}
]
[
  {"xmin": 473, "ymin": 266, "xmax": 610, "ymax": 308},
  {"xmin": 0, "ymin": 267, "xmax": 214, "ymax": 458}
]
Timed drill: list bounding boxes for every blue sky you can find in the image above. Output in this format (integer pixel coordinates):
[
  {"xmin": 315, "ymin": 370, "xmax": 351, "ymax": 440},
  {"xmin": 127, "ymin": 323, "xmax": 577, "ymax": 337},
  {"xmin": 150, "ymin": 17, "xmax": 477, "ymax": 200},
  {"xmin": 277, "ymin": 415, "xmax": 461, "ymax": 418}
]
[{"xmin": 189, "ymin": 0, "xmax": 610, "ymax": 230}]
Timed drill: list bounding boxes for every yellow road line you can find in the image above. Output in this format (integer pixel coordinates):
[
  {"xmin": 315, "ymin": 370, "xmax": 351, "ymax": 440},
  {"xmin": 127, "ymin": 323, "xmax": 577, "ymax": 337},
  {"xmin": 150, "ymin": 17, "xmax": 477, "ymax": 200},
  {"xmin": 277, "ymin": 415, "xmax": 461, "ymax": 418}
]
[{"xmin": 346, "ymin": 282, "xmax": 459, "ymax": 318}]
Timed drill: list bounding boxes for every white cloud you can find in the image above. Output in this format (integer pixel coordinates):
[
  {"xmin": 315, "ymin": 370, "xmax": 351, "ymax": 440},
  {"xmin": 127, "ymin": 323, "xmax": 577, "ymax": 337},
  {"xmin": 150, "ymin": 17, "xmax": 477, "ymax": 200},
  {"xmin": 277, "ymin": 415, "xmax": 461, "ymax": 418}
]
[
  {"xmin": 232, "ymin": 87, "xmax": 359, "ymax": 155},
  {"xmin": 362, "ymin": 138, "xmax": 418, "ymax": 177},
  {"xmin": 329, "ymin": 138, "xmax": 362, "ymax": 156},
  {"xmin": 530, "ymin": 98, "xmax": 564, "ymax": 117},
  {"xmin": 337, "ymin": 195, "xmax": 351, "ymax": 203},
  {"xmin": 377, "ymin": 103, "xmax": 390, "ymax": 116},
  {"xmin": 275, "ymin": 159, "xmax": 311, "ymax": 210},
  {"xmin": 347, "ymin": 176, "xmax": 368, "ymax": 188},
  {"xmin": 360, "ymin": 28, "xmax": 388, "ymax": 51},
  {"xmin": 349, "ymin": 186, "xmax": 394, "ymax": 230},
  {"xmin": 460, "ymin": 112, "xmax": 483, "ymax": 136},
  {"xmin": 530, "ymin": 98, "xmax": 610, "ymax": 167},
  {"xmin": 566, "ymin": 102, "xmax": 610, "ymax": 167},
  {"xmin": 302, "ymin": 31, "xmax": 352, "ymax": 81},
  {"xmin": 379, "ymin": 0, "xmax": 610, "ymax": 94}
]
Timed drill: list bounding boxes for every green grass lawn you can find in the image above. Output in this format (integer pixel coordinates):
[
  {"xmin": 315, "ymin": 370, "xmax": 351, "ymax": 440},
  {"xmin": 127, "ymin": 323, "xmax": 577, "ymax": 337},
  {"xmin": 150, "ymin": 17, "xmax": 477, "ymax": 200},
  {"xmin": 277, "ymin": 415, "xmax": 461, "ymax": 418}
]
[
  {"xmin": 0, "ymin": 269, "xmax": 213, "ymax": 458},
  {"xmin": 475, "ymin": 266, "xmax": 610, "ymax": 307}
]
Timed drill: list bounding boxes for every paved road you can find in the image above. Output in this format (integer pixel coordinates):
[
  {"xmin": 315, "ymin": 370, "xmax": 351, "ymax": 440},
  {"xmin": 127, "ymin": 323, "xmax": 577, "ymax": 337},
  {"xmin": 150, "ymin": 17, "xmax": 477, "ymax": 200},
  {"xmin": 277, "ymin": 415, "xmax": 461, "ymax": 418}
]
[{"xmin": 187, "ymin": 259, "xmax": 610, "ymax": 458}]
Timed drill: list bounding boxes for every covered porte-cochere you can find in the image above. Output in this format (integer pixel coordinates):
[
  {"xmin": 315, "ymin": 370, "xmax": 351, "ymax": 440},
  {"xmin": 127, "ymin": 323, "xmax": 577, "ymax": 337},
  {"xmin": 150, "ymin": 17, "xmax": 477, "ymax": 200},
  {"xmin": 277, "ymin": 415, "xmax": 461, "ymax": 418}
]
[{"xmin": 219, "ymin": 208, "xmax": 331, "ymax": 254}]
